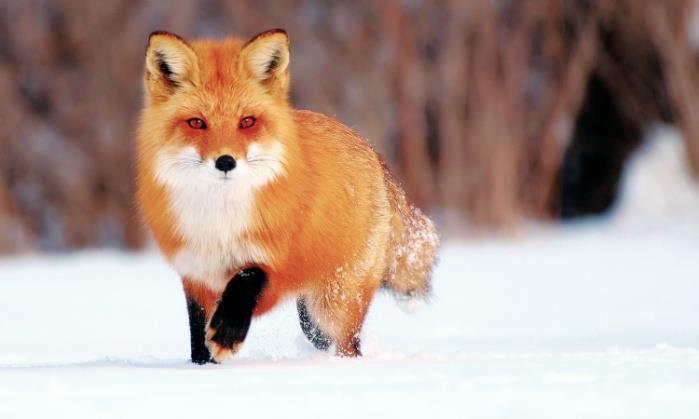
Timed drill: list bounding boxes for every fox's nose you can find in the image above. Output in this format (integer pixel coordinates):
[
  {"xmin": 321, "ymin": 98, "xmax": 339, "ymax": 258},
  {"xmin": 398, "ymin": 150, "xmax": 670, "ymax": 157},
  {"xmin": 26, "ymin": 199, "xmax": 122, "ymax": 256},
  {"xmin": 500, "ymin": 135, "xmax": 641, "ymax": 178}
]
[{"xmin": 215, "ymin": 155, "xmax": 236, "ymax": 173}]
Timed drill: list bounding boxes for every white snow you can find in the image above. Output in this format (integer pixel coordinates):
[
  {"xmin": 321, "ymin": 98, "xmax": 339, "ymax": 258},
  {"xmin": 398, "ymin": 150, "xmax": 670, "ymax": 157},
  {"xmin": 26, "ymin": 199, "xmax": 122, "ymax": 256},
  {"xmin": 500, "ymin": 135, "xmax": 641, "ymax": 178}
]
[
  {"xmin": 613, "ymin": 125, "xmax": 699, "ymax": 228},
  {"xmin": 2, "ymin": 230, "xmax": 698, "ymax": 419},
  {"xmin": 1, "ymin": 127, "xmax": 699, "ymax": 418}
]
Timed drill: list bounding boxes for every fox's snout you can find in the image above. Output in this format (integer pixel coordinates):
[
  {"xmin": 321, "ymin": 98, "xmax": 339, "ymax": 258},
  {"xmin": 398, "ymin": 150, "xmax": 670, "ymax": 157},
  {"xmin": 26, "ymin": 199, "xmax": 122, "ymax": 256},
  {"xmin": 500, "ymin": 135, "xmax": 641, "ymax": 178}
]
[{"xmin": 215, "ymin": 155, "xmax": 237, "ymax": 173}]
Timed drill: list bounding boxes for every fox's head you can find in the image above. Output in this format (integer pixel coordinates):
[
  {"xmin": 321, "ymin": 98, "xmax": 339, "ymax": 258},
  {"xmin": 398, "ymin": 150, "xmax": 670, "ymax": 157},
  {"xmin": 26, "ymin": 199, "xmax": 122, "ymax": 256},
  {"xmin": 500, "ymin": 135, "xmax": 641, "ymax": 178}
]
[{"xmin": 139, "ymin": 29, "xmax": 294, "ymax": 191}]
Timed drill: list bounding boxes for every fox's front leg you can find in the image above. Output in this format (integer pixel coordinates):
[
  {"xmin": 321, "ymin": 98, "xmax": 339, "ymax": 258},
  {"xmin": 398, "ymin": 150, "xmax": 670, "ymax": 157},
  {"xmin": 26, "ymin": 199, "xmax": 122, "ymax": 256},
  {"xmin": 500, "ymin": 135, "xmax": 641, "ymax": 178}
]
[
  {"xmin": 205, "ymin": 267, "xmax": 268, "ymax": 362},
  {"xmin": 182, "ymin": 279, "xmax": 219, "ymax": 364}
]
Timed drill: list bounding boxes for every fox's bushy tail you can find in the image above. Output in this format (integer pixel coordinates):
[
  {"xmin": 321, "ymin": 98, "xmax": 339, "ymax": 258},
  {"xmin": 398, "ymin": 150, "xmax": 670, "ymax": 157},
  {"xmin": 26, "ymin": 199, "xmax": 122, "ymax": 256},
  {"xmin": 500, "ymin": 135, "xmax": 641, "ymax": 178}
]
[{"xmin": 381, "ymin": 164, "xmax": 440, "ymax": 300}]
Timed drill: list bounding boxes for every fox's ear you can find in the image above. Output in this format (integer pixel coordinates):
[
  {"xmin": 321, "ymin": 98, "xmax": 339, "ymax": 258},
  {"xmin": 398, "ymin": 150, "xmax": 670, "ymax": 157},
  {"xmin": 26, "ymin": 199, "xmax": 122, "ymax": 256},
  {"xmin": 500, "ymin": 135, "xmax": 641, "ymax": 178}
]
[
  {"xmin": 144, "ymin": 31, "xmax": 199, "ymax": 99},
  {"xmin": 240, "ymin": 29, "xmax": 290, "ymax": 93}
]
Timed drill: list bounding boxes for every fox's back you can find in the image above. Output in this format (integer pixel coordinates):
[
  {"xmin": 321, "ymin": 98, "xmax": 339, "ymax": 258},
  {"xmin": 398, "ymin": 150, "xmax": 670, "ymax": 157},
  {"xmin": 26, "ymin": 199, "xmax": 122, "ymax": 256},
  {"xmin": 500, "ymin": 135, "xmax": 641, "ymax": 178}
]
[{"xmin": 262, "ymin": 110, "xmax": 394, "ymax": 288}]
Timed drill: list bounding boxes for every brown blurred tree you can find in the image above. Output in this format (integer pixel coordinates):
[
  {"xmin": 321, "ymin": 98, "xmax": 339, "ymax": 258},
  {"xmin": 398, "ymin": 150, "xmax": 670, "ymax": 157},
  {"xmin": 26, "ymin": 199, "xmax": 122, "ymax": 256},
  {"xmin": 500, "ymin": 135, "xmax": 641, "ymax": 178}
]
[{"xmin": 0, "ymin": 0, "xmax": 697, "ymax": 253}]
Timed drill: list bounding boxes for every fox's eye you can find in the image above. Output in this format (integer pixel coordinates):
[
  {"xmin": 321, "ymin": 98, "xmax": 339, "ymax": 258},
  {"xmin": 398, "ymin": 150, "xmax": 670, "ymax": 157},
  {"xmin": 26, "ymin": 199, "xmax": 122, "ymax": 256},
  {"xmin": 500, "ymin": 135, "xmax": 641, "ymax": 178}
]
[
  {"xmin": 187, "ymin": 118, "xmax": 207, "ymax": 129},
  {"xmin": 239, "ymin": 116, "xmax": 256, "ymax": 129}
]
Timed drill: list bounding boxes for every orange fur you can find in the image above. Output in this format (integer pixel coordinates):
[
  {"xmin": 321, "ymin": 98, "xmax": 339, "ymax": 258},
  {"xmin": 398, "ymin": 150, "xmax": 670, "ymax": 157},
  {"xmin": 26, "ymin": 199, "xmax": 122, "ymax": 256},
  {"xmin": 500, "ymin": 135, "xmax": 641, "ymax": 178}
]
[{"xmin": 136, "ymin": 29, "xmax": 439, "ymax": 361}]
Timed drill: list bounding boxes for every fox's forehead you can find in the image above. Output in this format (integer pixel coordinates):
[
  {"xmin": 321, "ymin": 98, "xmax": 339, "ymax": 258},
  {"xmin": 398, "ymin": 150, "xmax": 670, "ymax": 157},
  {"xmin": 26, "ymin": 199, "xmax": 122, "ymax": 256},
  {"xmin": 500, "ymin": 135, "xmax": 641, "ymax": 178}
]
[{"xmin": 190, "ymin": 38, "xmax": 247, "ymax": 89}]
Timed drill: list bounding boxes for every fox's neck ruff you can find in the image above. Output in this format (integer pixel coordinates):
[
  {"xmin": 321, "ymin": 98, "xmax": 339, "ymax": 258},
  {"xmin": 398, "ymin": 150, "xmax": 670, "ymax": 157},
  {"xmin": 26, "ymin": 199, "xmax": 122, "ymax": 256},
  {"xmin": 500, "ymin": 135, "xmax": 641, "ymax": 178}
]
[{"xmin": 153, "ymin": 142, "xmax": 286, "ymax": 290}]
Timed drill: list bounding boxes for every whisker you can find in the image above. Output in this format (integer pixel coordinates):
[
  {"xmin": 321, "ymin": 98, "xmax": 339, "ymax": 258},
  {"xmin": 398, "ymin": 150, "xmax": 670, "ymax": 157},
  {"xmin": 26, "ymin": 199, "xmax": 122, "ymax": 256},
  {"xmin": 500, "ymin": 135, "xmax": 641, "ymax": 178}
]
[
  {"xmin": 248, "ymin": 160, "xmax": 287, "ymax": 171},
  {"xmin": 247, "ymin": 158, "xmax": 276, "ymax": 163}
]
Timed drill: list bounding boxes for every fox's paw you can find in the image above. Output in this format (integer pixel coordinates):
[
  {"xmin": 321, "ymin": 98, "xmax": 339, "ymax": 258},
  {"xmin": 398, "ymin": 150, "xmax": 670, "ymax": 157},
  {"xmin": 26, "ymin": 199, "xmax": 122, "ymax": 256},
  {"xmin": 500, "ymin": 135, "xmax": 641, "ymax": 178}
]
[
  {"xmin": 205, "ymin": 322, "xmax": 244, "ymax": 363},
  {"xmin": 205, "ymin": 267, "xmax": 268, "ymax": 363}
]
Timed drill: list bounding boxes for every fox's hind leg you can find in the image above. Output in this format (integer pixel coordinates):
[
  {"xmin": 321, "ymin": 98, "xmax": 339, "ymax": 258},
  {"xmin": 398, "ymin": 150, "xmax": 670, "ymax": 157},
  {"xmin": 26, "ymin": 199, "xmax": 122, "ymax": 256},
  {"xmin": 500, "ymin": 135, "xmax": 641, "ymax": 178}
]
[
  {"xmin": 182, "ymin": 279, "xmax": 218, "ymax": 364},
  {"xmin": 299, "ymin": 281, "xmax": 379, "ymax": 357},
  {"xmin": 205, "ymin": 267, "xmax": 267, "ymax": 363},
  {"xmin": 332, "ymin": 283, "xmax": 378, "ymax": 356},
  {"xmin": 297, "ymin": 297, "xmax": 331, "ymax": 351}
]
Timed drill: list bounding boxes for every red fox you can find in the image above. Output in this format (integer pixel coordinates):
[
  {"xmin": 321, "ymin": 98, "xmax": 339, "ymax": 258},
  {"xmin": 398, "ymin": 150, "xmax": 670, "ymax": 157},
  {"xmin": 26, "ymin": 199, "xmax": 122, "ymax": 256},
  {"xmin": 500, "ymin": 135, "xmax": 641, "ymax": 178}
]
[{"xmin": 136, "ymin": 29, "xmax": 439, "ymax": 363}]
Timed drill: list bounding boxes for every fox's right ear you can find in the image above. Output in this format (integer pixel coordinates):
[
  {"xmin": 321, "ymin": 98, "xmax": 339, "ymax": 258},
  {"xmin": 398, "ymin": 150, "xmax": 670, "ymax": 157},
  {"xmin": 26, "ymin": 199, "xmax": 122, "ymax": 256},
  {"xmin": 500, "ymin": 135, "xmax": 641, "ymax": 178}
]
[{"xmin": 144, "ymin": 31, "xmax": 199, "ymax": 100}]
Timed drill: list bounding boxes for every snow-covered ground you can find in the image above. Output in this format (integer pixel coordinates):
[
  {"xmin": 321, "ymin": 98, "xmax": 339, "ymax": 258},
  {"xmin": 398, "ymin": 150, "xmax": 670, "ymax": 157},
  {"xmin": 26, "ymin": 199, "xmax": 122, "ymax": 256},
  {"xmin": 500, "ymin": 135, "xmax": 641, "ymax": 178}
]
[{"xmin": 1, "ymin": 126, "xmax": 698, "ymax": 419}]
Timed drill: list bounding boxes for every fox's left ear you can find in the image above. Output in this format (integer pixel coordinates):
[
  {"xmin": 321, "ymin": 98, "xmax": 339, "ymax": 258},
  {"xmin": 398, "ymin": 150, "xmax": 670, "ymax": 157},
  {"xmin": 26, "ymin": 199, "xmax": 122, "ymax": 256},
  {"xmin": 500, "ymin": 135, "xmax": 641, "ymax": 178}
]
[{"xmin": 240, "ymin": 29, "xmax": 290, "ymax": 94}]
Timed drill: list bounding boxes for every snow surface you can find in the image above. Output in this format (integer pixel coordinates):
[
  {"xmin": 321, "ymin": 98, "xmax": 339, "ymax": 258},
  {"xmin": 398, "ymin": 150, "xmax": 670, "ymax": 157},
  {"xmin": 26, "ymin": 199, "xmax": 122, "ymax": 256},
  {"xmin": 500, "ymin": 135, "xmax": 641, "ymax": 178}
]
[
  {"xmin": 1, "ymin": 127, "xmax": 699, "ymax": 419},
  {"xmin": 1, "ymin": 230, "xmax": 698, "ymax": 419}
]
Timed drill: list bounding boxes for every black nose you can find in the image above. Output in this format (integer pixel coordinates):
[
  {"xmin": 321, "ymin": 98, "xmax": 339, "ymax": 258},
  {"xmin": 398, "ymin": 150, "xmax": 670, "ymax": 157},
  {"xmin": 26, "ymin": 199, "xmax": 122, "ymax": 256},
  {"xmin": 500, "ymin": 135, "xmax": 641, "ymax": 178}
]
[{"xmin": 215, "ymin": 155, "xmax": 236, "ymax": 173}]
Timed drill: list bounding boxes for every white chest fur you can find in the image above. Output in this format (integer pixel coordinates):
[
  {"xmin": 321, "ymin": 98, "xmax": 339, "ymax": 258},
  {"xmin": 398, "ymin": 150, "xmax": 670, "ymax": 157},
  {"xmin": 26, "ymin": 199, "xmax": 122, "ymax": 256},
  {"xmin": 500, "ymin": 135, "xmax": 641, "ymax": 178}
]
[{"xmin": 154, "ymin": 143, "xmax": 285, "ymax": 291}]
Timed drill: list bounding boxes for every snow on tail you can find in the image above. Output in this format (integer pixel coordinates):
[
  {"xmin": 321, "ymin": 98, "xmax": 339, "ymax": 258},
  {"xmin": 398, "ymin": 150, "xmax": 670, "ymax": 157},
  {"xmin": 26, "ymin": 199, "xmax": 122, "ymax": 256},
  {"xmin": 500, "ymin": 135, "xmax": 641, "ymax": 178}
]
[{"xmin": 381, "ymin": 163, "xmax": 440, "ymax": 302}]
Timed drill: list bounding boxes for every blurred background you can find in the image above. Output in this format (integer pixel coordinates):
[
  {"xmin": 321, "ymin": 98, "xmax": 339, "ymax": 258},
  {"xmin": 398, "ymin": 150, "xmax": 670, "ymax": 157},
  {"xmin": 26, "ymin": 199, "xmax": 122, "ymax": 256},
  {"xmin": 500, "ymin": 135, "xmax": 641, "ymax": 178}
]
[
  {"xmin": 1, "ymin": 0, "xmax": 699, "ymax": 253},
  {"xmin": 2, "ymin": 3, "xmax": 699, "ymax": 414}
]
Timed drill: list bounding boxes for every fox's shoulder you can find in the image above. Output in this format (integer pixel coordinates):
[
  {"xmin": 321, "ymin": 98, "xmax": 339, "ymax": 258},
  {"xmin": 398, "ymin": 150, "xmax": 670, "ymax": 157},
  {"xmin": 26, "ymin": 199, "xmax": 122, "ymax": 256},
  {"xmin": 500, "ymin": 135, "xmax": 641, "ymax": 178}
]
[
  {"xmin": 293, "ymin": 109, "xmax": 355, "ymax": 137},
  {"xmin": 290, "ymin": 110, "xmax": 385, "ymax": 196},
  {"xmin": 292, "ymin": 110, "xmax": 377, "ymax": 157}
]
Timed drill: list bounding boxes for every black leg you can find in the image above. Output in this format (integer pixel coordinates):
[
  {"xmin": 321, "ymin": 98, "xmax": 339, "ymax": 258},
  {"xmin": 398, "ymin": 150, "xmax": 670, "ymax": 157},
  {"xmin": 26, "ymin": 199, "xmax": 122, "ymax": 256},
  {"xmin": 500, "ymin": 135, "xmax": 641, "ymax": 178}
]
[
  {"xmin": 208, "ymin": 267, "xmax": 267, "ymax": 352},
  {"xmin": 186, "ymin": 298, "xmax": 212, "ymax": 364},
  {"xmin": 297, "ymin": 297, "xmax": 331, "ymax": 351}
]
